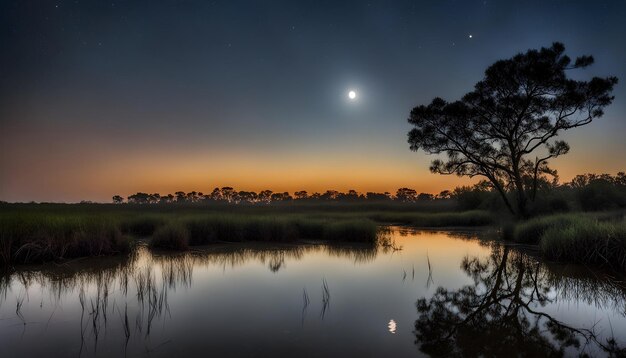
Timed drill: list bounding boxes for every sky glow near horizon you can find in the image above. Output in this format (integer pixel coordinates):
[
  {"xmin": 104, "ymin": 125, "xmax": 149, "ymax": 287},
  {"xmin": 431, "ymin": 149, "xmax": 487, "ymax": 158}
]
[{"xmin": 0, "ymin": 0, "xmax": 625, "ymax": 202}]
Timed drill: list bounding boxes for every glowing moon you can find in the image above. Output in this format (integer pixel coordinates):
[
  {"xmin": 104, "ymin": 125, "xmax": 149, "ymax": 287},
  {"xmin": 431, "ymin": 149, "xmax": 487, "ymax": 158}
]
[{"xmin": 348, "ymin": 90, "xmax": 357, "ymax": 100}]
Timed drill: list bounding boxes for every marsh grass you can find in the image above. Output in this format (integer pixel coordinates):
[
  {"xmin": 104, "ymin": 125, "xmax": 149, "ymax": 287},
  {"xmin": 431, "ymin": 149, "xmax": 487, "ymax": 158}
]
[
  {"xmin": 367, "ymin": 210, "xmax": 493, "ymax": 227},
  {"xmin": 0, "ymin": 203, "xmax": 493, "ymax": 266},
  {"xmin": 506, "ymin": 211, "xmax": 626, "ymax": 271},
  {"xmin": 150, "ymin": 223, "xmax": 189, "ymax": 250},
  {"xmin": 0, "ymin": 209, "xmax": 382, "ymax": 265},
  {"xmin": 322, "ymin": 220, "xmax": 378, "ymax": 243},
  {"xmin": 119, "ymin": 215, "xmax": 166, "ymax": 236},
  {"xmin": 512, "ymin": 214, "xmax": 579, "ymax": 244},
  {"xmin": 173, "ymin": 216, "xmax": 377, "ymax": 245},
  {"xmin": 540, "ymin": 219, "xmax": 626, "ymax": 271},
  {"xmin": 183, "ymin": 216, "xmax": 299, "ymax": 244},
  {"xmin": 0, "ymin": 213, "xmax": 130, "ymax": 266}
]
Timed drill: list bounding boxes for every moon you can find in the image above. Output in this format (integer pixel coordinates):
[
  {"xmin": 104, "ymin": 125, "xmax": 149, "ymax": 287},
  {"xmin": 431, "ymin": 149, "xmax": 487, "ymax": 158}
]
[{"xmin": 348, "ymin": 90, "xmax": 357, "ymax": 100}]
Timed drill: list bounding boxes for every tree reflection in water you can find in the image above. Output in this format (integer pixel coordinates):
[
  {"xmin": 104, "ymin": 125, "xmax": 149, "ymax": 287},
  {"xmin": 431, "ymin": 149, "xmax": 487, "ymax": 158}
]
[
  {"xmin": 4, "ymin": 234, "xmax": 625, "ymax": 357},
  {"xmin": 414, "ymin": 244, "xmax": 626, "ymax": 357}
]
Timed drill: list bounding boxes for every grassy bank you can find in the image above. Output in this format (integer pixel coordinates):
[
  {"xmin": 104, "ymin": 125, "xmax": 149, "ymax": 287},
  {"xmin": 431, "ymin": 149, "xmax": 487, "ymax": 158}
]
[
  {"xmin": 507, "ymin": 212, "xmax": 626, "ymax": 271},
  {"xmin": 4, "ymin": 202, "xmax": 624, "ymax": 272},
  {"xmin": 0, "ymin": 203, "xmax": 495, "ymax": 266},
  {"xmin": 0, "ymin": 204, "xmax": 412, "ymax": 265},
  {"xmin": 367, "ymin": 210, "xmax": 494, "ymax": 227},
  {"xmin": 0, "ymin": 213, "xmax": 130, "ymax": 266},
  {"xmin": 150, "ymin": 216, "xmax": 379, "ymax": 250}
]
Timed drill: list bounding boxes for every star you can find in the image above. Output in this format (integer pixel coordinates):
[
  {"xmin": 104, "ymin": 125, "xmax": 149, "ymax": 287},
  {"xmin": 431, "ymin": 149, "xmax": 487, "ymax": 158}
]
[{"xmin": 469, "ymin": 34, "xmax": 473, "ymax": 39}]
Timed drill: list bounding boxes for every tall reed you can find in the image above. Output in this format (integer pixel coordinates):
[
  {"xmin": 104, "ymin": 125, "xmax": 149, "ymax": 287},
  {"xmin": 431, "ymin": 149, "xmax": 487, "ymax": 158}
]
[
  {"xmin": 0, "ymin": 213, "xmax": 130, "ymax": 265},
  {"xmin": 540, "ymin": 219, "xmax": 626, "ymax": 271}
]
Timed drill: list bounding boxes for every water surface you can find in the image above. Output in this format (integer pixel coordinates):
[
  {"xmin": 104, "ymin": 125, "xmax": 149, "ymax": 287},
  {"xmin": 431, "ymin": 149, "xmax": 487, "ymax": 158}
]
[{"xmin": 1, "ymin": 227, "xmax": 625, "ymax": 357}]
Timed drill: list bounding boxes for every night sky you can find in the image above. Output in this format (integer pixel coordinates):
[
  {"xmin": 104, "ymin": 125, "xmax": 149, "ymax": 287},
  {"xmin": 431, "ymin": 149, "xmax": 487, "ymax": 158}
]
[{"xmin": 1, "ymin": 0, "xmax": 625, "ymax": 202}]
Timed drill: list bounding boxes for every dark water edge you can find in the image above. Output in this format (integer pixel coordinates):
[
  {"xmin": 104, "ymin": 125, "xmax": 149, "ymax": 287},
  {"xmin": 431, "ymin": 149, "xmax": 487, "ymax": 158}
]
[{"xmin": 1, "ymin": 227, "xmax": 625, "ymax": 357}]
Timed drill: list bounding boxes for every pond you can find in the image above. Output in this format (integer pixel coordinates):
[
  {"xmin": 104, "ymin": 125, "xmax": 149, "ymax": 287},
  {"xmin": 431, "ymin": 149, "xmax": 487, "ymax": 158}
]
[{"xmin": 1, "ymin": 227, "xmax": 625, "ymax": 357}]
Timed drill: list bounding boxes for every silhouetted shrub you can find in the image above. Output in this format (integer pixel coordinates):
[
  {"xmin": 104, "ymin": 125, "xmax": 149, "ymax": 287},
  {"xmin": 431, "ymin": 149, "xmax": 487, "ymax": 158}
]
[
  {"xmin": 577, "ymin": 180, "xmax": 626, "ymax": 211},
  {"xmin": 547, "ymin": 197, "xmax": 570, "ymax": 213},
  {"xmin": 453, "ymin": 187, "xmax": 489, "ymax": 210},
  {"xmin": 527, "ymin": 191, "xmax": 572, "ymax": 216}
]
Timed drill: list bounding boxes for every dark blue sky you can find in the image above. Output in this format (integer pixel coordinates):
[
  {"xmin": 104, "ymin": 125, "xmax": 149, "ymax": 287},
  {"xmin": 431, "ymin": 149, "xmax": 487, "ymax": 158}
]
[{"xmin": 1, "ymin": 0, "xmax": 625, "ymax": 202}]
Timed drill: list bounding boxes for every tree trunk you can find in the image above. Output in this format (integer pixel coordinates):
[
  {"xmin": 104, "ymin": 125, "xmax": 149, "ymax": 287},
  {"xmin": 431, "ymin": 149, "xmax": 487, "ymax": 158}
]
[
  {"xmin": 514, "ymin": 179, "xmax": 528, "ymax": 218},
  {"xmin": 511, "ymin": 157, "xmax": 528, "ymax": 218},
  {"xmin": 495, "ymin": 183, "xmax": 516, "ymax": 216},
  {"xmin": 484, "ymin": 174, "xmax": 516, "ymax": 216}
]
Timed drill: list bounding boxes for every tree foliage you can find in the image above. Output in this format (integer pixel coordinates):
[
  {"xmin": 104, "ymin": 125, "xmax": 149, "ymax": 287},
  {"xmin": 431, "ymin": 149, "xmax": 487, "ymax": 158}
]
[{"xmin": 408, "ymin": 42, "xmax": 617, "ymax": 216}]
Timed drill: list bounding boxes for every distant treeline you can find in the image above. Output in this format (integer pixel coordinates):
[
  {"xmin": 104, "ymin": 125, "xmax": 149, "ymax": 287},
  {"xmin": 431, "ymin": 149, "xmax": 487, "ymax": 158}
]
[
  {"xmin": 454, "ymin": 172, "xmax": 626, "ymax": 215},
  {"xmin": 112, "ymin": 172, "xmax": 626, "ymax": 214},
  {"xmin": 114, "ymin": 187, "xmax": 439, "ymax": 205}
]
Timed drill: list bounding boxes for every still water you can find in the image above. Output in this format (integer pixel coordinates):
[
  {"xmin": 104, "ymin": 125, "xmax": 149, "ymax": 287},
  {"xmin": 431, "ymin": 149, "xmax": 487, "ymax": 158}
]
[{"xmin": 1, "ymin": 227, "xmax": 625, "ymax": 357}]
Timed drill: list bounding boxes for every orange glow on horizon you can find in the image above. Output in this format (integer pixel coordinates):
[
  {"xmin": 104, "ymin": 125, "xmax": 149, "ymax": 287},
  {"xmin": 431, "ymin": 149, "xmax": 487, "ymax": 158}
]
[{"xmin": 1, "ymin": 121, "xmax": 623, "ymax": 203}]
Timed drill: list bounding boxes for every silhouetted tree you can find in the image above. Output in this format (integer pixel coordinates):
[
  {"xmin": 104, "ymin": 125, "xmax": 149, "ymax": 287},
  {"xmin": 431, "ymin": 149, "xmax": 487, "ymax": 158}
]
[
  {"xmin": 338, "ymin": 189, "xmax": 360, "ymax": 201},
  {"xmin": 208, "ymin": 187, "xmax": 221, "ymax": 201},
  {"xmin": 366, "ymin": 192, "xmax": 392, "ymax": 201},
  {"xmin": 417, "ymin": 193, "xmax": 434, "ymax": 201},
  {"xmin": 147, "ymin": 193, "xmax": 160, "ymax": 204},
  {"xmin": 568, "ymin": 173, "xmax": 622, "ymax": 189},
  {"xmin": 220, "ymin": 187, "xmax": 236, "ymax": 202},
  {"xmin": 147, "ymin": 193, "xmax": 155, "ymax": 203},
  {"xmin": 270, "ymin": 192, "xmax": 285, "ymax": 201},
  {"xmin": 320, "ymin": 190, "xmax": 339, "ymax": 200},
  {"xmin": 396, "ymin": 188, "xmax": 418, "ymax": 202},
  {"xmin": 237, "ymin": 191, "xmax": 258, "ymax": 203},
  {"xmin": 269, "ymin": 192, "xmax": 292, "ymax": 201},
  {"xmin": 451, "ymin": 183, "xmax": 492, "ymax": 210},
  {"xmin": 174, "ymin": 191, "xmax": 187, "ymax": 203},
  {"xmin": 408, "ymin": 42, "xmax": 617, "ymax": 217},
  {"xmin": 570, "ymin": 173, "xmax": 626, "ymax": 210},
  {"xmin": 128, "ymin": 192, "xmax": 151, "ymax": 204},
  {"xmin": 294, "ymin": 190, "xmax": 308, "ymax": 200},
  {"xmin": 160, "ymin": 194, "xmax": 174, "ymax": 204},
  {"xmin": 258, "ymin": 190, "xmax": 273, "ymax": 204},
  {"xmin": 112, "ymin": 195, "xmax": 124, "ymax": 204},
  {"xmin": 437, "ymin": 190, "xmax": 452, "ymax": 200},
  {"xmin": 185, "ymin": 191, "xmax": 198, "ymax": 203}
]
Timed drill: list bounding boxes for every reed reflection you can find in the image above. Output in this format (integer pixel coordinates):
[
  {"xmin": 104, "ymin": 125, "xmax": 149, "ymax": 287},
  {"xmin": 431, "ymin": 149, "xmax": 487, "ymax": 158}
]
[
  {"xmin": 0, "ymin": 241, "xmax": 380, "ymax": 355},
  {"xmin": 2, "ymin": 229, "xmax": 625, "ymax": 357}
]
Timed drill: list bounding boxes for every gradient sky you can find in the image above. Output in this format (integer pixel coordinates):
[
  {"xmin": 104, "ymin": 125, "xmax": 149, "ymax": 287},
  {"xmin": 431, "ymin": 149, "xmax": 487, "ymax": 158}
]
[{"xmin": 1, "ymin": 0, "xmax": 625, "ymax": 202}]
